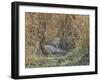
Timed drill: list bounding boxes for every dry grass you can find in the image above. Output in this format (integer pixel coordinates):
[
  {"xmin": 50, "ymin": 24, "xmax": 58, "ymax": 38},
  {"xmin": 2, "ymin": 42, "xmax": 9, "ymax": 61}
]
[{"xmin": 25, "ymin": 12, "xmax": 89, "ymax": 68}]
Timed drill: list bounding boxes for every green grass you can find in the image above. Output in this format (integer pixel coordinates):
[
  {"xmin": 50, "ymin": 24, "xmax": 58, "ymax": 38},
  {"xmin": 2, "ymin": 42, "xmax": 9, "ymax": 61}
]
[{"xmin": 25, "ymin": 42, "xmax": 89, "ymax": 68}]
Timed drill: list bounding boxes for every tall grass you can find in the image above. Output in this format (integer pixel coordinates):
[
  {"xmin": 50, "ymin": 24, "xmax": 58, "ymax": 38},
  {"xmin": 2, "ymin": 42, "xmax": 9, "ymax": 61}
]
[{"xmin": 25, "ymin": 12, "xmax": 89, "ymax": 68}]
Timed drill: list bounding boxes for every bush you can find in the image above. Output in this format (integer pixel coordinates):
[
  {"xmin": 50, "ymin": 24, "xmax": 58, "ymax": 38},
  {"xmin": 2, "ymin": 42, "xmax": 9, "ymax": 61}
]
[{"xmin": 25, "ymin": 13, "xmax": 89, "ymax": 68}]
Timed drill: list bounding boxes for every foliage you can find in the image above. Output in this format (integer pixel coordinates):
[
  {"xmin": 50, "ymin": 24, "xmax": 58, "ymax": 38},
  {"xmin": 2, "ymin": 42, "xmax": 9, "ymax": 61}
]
[{"xmin": 25, "ymin": 12, "xmax": 89, "ymax": 68}]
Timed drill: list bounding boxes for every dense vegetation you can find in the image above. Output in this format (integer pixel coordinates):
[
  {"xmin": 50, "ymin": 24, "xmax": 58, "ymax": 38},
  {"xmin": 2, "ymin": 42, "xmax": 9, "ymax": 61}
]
[{"xmin": 25, "ymin": 12, "xmax": 89, "ymax": 68}]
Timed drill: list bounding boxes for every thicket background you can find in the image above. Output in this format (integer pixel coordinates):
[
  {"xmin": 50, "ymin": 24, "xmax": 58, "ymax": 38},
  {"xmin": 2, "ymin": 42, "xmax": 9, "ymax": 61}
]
[{"xmin": 25, "ymin": 12, "xmax": 89, "ymax": 68}]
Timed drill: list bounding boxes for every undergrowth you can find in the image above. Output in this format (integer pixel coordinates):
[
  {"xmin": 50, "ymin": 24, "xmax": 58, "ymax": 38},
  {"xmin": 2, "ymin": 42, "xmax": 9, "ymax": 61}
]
[{"xmin": 25, "ymin": 12, "xmax": 89, "ymax": 68}]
